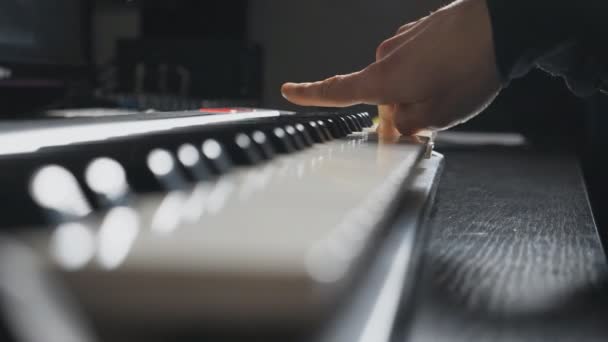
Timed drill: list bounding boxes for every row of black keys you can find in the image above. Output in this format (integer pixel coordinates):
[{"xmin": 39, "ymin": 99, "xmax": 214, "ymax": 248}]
[{"xmin": 1, "ymin": 112, "xmax": 374, "ymax": 229}]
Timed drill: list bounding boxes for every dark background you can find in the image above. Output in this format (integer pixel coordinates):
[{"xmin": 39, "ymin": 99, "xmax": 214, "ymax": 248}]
[{"xmin": 0, "ymin": 0, "xmax": 85, "ymax": 65}]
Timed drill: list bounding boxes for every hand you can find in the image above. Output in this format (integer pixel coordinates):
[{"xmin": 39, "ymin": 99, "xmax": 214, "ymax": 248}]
[{"xmin": 281, "ymin": 0, "xmax": 502, "ymax": 136}]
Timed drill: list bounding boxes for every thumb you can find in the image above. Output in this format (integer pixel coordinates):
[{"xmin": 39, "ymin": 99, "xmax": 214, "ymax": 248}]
[{"xmin": 281, "ymin": 66, "xmax": 383, "ymax": 107}]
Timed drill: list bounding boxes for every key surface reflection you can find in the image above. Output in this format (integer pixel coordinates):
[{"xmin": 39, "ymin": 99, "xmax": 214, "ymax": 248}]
[
  {"xmin": 51, "ymin": 222, "xmax": 96, "ymax": 270},
  {"xmin": 97, "ymin": 206, "xmax": 140, "ymax": 269},
  {"xmin": 30, "ymin": 165, "xmax": 92, "ymax": 219}
]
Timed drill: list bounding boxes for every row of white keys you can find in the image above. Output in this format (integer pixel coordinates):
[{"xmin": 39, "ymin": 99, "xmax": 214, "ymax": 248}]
[{"xmin": 110, "ymin": 133, "xmax": 423, "ymax": 286}]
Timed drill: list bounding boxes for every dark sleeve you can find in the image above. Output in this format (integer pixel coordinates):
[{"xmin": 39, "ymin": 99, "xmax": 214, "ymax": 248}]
[{"xmin": 486, "ymin": 0, "xmax": 608, "ymax": 96}]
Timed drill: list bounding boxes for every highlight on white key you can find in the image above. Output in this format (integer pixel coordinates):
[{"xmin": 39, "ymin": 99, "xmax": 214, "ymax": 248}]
[
  {"xmin": 96, "ymin": 206, "xmax": 141, "ymax": 270},
  {"xmin": 50, "ymin": 222, "xmax": 96, "ymax": 271}
]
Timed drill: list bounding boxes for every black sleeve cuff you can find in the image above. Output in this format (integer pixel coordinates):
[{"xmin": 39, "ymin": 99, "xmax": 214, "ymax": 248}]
[{"xmin": 485, "ymin": 0, "xmax": 575, "ymax": 82}]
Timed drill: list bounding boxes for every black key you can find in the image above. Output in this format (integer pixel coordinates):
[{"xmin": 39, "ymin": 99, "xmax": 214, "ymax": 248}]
[
  {"xmin": 234, "ymin": 133, "xmax": 263, "ymax": 165},
  {"xmin": 350, "ymin": 114, "xmax": 364, "ymax": 130},
  {"xmin": 306, "ymin": 121, "xmax": 326, "ymax": 143},
  {"xmin": 177, "ymin": 143, "xmax": 213, "ymax": 181},
  {"xmin": 352, "ymin": 113, "xmax": 364, "ymax": 128},
  {"xmin": 285, "ymin": 125, "xmax": 305, "ymax": 150},
  {"xmin": 201, "ymin": 139, "xmax": 233, "ymax": 174},
  {"xmin": 336, "ymin": 117, "xmax": 353, "ymax": 135},
  {"xmin": 84, "ymin": 157, "xmax": 131, "ymax": 207},
  {"xmin": 347, "ymin": 115, "xmax": 362, "ymax": 132},
  {"xmin": 295, "ymin": 123, "xmax": 314, "ymax": 146},
  {"xmin": 326, "ymin": 118, "xmax": 346, "ymax": 138},
  {"xmin": 353, "ymin": 114, "xmax": 366, "ymax": 130},
  {"xmin": 269, "ymin": 127, "xmax": 295, "ymax": 153},
  {"xmin": 317, "ymin": 120, "xmax": 334, "ymax": 140},
  {"xmin": 252, "ymin": 130, "xmax": 276, "ymax": 160},
  {"xmin": 147, "ymin": 148, "xmax": 189, "ymax": 190},
  {"xmin": 359, "ymin": 112, "xmax": 373, "ymax": 127},
  {"xmin": 365, "ymin": 112, "xmax": 375, "ymax": 126},
  {"xmin": 338, "ymin": 117, "xmax": 354, "ymax": 135}
]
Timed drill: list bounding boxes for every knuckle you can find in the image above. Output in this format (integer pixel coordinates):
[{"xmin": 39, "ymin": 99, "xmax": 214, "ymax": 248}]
[
  {"xmin": 375, "ymin": 42, "xmax": 388, "ymax": 61},
  {"xmin": 396, "ymin": 23, "xmax": 411, "ymax": 34},
  {"xmin": 376, "ymin": 39, "xmax": 395, "ymax": 61},
  {"xmin": 397, "ymin": 19, "xmax": 418, "ymax": 34},
  {"xmin": 320, "ymin": 75, "xmax": 341, "ymax": 98}
]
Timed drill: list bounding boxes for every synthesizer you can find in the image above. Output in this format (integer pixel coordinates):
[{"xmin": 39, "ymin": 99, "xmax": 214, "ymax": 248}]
[{"xmin": 0, "ymin": 109, "xmax": 443, "ymax": 340}]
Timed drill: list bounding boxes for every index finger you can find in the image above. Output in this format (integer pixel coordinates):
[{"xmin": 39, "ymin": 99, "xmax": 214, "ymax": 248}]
[{"xmin": 281, "ymin": 68, "xmax": 381, "ymax": 107}]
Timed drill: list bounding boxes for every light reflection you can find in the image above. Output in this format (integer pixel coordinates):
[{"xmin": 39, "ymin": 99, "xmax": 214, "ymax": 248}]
[
  {"xmin": 276, "ymin": 161, "xmax": 292, "ymax": 179},
  {"xmin": 150, "ymin": 192, "xmax": 187, "ymax": 234},
  {"xmin": 273, "ymin": 127, "xmax": 286, "ymax": 139},
  {"xmin": 181, "ymin": 183, "xmax": 212, "ymax": 224},
  {"xmin": 97, "ymin": 206, "xmax": 140, "ymax": 270},
  {"xmin": 285, "ymin": 125, "xmax": 296, "ymax": 135},
  {"xmin": 177, "ymin": 143, "xmax": 200, "ymax": 167},
  {"xmin": 308, "ymin": 121, "xmax": 322, "ymax": 142},
  {"xmin": 0, "ymin": 110, "xmax": 280, "ymax": 156},
  {"xmin": 252, "ymin": 130, "xmax": 274, "ymax": 159},
  {"xmin": 85, "ymin": 157, "xmax": 128, "ymax": 200},
  {"xmin": 305, "ymin": 242, "xmax": 348, "ymax": 284},
  {"xmin": 295, "ymin": 123, "xmax": 311, "ymax": 145},
  {"xmin": 235, "ymin": 133, "xmax": 252, "ymax": 149},
  {"xmin": 147, "ymin": 149, "xmax": 175, "ymax": 177},
  {"xmin": 252, "ymin": 131, "xmax": 267, "ymax": 145},
  {"xmin": 296, "ymin": 161, "xmax": 305, "ymax": 179},
  {"xmin": 30, "ymin": 165, "xmax": 92, "ymax": 218},
  {"xmin": 206, "ymin": 178, "xmax": 235, "ymax": 215},
  {"xmin": 251, "ymin": 165, "xmax": 275, "ymax": 191},
  {"xmin": 326, "ymin": 146, "xmax": 334, "ymax": 161},
  {"xmin": 310, "ymin": 157, "xmax": 318, "ymax": 172},
  {"xmin": 238, "ymin": 175, "xmax": 258, "ymax": 202},
  {"xmin": 328, "ymin": 228, "xmax": 363, "ymax": 262},
  {"xmin": 51, "ymin": 222, "xmax": 95, "ymax": 270},
  {"xmin": 202, "ymin": 139, "xmax": 222, "ymax": 160},
  {"xmin": 238, "ymin": 165, "xmax": 275, "ymax": 201}
]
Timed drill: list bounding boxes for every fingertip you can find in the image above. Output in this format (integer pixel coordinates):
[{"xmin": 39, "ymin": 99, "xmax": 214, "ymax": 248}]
[
  {"xmin": 394, "ymin": 106, "xmax": 425, "ymax": 136},
  {"xmin": 281, "ymin": 82, "xmax": 302, "ymax": 101},
  {"xmin": 281, "ymin": 82, "xmax": 320, "ymax": 106},
  {"xmin": 281, "ymin": 72, "xmax": 368, "ymax": 107},
  {"xmin": 281, "ymin": 82, "xmax": 296, "ymax": 91}
]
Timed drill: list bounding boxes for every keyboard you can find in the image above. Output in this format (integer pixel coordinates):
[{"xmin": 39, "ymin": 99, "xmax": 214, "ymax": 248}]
[{"xmin": 2, "ymin": 109, "xmax": 443, "ymax": 338}]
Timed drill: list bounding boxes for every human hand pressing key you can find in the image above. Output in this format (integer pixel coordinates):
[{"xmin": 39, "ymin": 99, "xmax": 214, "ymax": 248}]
[{"xmin": 281, "ymin": 0, "xmax": 502, "ymax": 137}]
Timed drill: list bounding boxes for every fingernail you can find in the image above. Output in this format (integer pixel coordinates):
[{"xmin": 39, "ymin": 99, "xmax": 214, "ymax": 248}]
[{"xmin": 281, "ymin": 83, "xmax": 292, "ymax": 99}]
